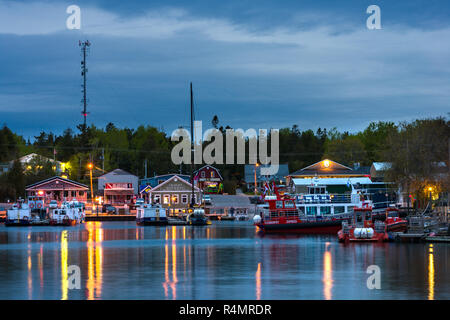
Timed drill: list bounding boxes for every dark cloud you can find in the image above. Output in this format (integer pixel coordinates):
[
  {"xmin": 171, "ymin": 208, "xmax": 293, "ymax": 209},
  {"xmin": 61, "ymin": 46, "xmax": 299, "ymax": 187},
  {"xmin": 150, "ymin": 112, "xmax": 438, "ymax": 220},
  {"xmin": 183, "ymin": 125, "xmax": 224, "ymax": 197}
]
[{"xmin": 0, "ymin": 1, "xmax": 449, "ymax": 138}]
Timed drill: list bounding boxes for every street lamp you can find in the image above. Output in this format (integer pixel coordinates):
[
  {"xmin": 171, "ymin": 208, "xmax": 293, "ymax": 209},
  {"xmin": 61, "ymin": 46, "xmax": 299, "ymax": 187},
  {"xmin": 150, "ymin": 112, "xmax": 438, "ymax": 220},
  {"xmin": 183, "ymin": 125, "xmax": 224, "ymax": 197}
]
[
  {"xmin": 87, "ymin": 163, "xmax": 94, "ymax": 207},
  {"xmin": 254, "ymin": 163, "xmax": 260, "ymax": 195}
]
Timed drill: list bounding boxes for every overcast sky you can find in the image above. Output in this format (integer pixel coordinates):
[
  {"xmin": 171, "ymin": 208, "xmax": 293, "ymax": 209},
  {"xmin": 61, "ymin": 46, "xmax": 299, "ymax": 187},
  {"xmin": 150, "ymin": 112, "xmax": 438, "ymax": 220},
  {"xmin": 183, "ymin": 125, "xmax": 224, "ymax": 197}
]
[{"xmin": 1, "ymin": 0, "xmax": 449, "ymax": 139}]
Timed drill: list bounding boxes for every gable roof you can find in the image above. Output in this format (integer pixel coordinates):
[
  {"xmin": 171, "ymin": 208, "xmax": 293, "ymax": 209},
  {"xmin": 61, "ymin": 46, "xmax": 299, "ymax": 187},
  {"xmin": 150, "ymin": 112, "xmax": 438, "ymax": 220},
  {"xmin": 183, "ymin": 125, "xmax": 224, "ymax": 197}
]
[
  {"xmin": 99, "ymin": 168, "xmax": 137, "ymax": 178},
  {"xmin": 26, "ymin": 176, "xmax": 88, "ymax": 190},
  {"xmin": 194, "ymin": 165, "xmax": 223, "ymax": 180},
  {"xmin": 150, "ymin": 174, "xmax": 201, "ymax": 192},
  {"xmin": 289, "ymin": 159, "xmax": 363, "ymax": 176}
]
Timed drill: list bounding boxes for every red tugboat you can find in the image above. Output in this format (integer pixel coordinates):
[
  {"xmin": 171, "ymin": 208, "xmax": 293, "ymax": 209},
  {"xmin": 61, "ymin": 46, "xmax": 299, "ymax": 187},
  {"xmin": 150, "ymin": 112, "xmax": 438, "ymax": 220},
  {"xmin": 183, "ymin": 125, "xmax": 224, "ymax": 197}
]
[
  {"xmin": 384, "ymin": 207, "xmax": 408, "ymax": 232},
  {"xmin": 253, "ymin": 190, "xmax": 350, "ymax": 234},
  {"xmin": 338, "ymin": 203, "xmax": 388, "ymax": 242}
]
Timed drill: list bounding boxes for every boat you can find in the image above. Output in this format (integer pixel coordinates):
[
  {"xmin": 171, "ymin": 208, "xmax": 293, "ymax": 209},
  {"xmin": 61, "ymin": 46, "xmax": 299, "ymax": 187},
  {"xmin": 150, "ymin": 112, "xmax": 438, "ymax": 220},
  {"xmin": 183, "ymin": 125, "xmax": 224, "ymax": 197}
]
[
  {"xmin": 187, "ymin": 209, "xmax": 210, "ymax": 226},
  {"xmin": 384, "ymin": 207, "xmax": 408, "ymax": 232},
  {"xmin": 219, "ymin": 215, "xmax": 236, "ymax": 221},
  {"xmin": 49, "ymin": 202, "xmax": 83, "ymax": 226},
  {"xmin": 136, "ymin": 203, "xmax": 168, "ymax": 226},
  {"xmin": 337, "ymin": 203, "xmax": 388, "ymax": 242},
  {"xmin": 5, "ymin": 200, "xmax": 32, "ymax": 226},
  {"xmin": 253, "ymin": 192, "xmax": 350, "ymax": 234}
]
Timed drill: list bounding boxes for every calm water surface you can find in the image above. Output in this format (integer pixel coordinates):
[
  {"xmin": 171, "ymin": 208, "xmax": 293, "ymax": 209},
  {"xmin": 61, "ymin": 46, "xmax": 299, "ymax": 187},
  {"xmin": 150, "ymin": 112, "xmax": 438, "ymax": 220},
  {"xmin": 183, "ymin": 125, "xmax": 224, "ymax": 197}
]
[{"xmin": 0, "ymin": 221, "xmax": 448, "ymax": 300}]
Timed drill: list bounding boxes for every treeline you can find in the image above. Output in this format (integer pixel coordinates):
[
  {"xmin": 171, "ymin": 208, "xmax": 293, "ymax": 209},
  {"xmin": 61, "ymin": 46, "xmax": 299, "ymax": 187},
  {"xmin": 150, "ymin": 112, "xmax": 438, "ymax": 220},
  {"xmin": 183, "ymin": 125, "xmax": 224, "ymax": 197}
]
[{"xmin": 0, "ymin": 115, "xmax": 448, "ymax": 201}]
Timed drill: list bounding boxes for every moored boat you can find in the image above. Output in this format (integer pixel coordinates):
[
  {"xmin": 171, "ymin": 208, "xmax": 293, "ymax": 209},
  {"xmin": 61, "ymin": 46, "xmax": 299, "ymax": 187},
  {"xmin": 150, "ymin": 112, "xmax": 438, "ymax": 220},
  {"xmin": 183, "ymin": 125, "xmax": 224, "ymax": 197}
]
[
  {"xmin": 5, "ymin": 200, "xmax": 32, "ymax": 227},
  {"xmin": 136, "ymin": 203, "xmax": 168, "ymax": 226},
  {"xmin": 338, "ymin": 204, "xmax": 388, "ymax": 242},
  {"xmin": 49, "ymin": 202, "xmax": 83, "ymax": 226},
  {"xmin": 187, "ymin": 209, "xmax": 210, "ymax": 226},
  {"xmin": 253, "ymin": 193, "xmax": 350, "ymax": 234},
  {"xmin": 384, "ymin": 207, "xmax": 408, "ymax": 232}
]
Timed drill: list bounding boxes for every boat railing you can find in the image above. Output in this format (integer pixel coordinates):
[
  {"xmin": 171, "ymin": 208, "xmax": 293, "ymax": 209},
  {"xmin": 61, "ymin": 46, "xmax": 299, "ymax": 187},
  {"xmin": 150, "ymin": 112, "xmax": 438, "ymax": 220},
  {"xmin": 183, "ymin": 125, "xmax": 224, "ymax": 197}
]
[{"xmin": 295, "ymin": 193, "xmax": 354, "ymax": 204}]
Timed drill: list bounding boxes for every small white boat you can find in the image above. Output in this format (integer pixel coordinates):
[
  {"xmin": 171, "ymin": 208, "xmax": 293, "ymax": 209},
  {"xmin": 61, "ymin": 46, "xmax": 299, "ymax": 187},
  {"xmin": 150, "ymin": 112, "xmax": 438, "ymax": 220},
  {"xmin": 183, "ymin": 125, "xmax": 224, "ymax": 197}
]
[
  {"xmin": 136, "ymin": 203, "xmax": 168, "ymax": 226},
  {"xmin": 5, "ymin": 200, "xmax": 32, "ymax": 226},
  {"xmin": 50, "ymin": 202, "xmax": 84, "ymax": 226}
]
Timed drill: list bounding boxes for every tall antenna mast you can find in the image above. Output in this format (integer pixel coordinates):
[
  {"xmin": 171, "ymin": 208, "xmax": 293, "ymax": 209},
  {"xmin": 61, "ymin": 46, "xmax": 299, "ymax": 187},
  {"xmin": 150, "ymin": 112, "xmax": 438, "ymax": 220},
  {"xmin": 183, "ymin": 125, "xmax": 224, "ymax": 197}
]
[
  {"xmin": 79, "ymin": 40, "xmax": 91, "ymax": 129},
  {"xmin": 190, "ymin": 82, "xmax": 195, "ymax": 208}
]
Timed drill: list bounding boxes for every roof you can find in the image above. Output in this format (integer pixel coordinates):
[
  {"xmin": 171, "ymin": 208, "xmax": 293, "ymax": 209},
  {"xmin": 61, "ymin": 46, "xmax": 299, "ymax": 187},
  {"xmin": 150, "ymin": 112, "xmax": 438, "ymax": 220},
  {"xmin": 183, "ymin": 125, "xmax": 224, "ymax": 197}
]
[
  {"xmin": 292, "ymin": 177, "xmax": 373, "ymax": 186},
  {"xmin": 99, "ymin": 168, "xmax": 137, "ymax": 178},
  {"xmin": 26, "ymin": 176, "xmax": 88, "ymax": 190},
  {"xmin": 372, "ymin": 162, "xmax": 392, "ymax": 171},
  {"xmin": 194, "ymin": 165, "xmax": 223, "ymax": 180},
  {"xmin": 244, "ymin": 163, "xmax": 290, "ymax": 183},
  {"xmin": 149, "ymin": 174, "xmax": 201, "ymax": 192},
  {"xmin": 290, "ymin": 159, "xmax": 370, "ymax": 177},
  {"xmin": 13, "ymin": 153, "xmax": 61, "ymax": 165}
]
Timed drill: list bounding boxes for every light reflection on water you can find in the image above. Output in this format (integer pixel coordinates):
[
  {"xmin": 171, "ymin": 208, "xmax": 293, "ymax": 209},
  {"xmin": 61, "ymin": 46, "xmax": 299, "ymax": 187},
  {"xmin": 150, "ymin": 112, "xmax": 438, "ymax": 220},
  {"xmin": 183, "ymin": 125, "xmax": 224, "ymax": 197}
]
[{"xmin": 0, "ymin": 221, "xmax": 448, "ymax": 300}]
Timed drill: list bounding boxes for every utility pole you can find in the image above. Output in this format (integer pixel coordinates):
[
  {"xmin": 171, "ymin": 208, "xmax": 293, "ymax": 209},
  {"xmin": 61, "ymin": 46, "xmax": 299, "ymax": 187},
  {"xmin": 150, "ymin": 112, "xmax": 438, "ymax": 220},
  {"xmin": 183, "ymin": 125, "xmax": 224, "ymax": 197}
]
[{"xmin": 79, "ymin": 40, "xmax": 91, "ymax": 131}]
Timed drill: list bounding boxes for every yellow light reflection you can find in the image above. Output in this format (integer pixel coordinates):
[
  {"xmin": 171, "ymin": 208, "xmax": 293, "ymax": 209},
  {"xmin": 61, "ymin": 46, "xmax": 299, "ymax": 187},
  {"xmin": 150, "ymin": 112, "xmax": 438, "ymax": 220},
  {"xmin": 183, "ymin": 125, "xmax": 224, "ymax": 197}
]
[
  {"xmin": 256, "ymin": 263, "xmax": 262, "ymax": 300},
  {"xmin": 86, "ymin": 222, "xmax": 103, "ymax": 300},
  {"xmin": 163, "ymin": 227, "xmax": 178, "ymax": 299},
  {"xmin": 323, "ymin": 242, "xmax": 333, "ymax": 300},
  {"xmin": 428, "ymin": 244, "xmax": 434, "ymax": 300},
  {"xmin": 27, "ymin": 233, "xmax": 32, "ymax": 300},
  {"xmin": 61, "ymin": 230, "xmax": 68, "ymax": 300}
]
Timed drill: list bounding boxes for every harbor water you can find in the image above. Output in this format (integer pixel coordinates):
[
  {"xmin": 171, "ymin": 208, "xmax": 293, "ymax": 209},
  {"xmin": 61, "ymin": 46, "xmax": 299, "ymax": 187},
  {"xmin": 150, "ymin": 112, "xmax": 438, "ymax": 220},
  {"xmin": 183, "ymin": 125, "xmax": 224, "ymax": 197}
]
[{"xmin": 0, "ymin": 221, "xmax": 448, "ymax": 300}]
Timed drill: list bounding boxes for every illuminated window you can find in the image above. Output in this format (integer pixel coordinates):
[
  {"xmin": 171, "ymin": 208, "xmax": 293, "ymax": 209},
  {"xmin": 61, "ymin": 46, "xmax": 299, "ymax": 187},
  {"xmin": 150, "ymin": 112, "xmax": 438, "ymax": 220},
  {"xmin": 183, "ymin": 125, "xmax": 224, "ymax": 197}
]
[
  {"xmin": 172, "ymin": 195, "xmax": 179, "ymax": 204},
  {"xmin": 163, "ymin": 195, "xmax": 170, "ymax": 204},
  {"xmin": 211, "ymin": 171, "xmax": 215, "ymax": 178}
]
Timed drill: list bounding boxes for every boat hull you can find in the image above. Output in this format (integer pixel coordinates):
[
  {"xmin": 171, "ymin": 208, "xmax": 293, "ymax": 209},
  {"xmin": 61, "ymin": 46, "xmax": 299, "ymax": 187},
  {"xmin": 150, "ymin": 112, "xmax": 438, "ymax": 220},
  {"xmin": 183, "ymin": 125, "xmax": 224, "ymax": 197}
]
[
  {"xmin": 256, "ymin": 220, "xmax": 345, "ymax": 234},
  {"xmin": 136, "ymin": 217, "xmax": 168, "ymax": 226},
  {"xmin": 50, "ymin": 219, "xmax": 78, "ymax": 226},
  {"xmin": 386, "ymin": 221, "xmax": 408, "ymax": 233},
  {"xmin": 4, "ymin": 219, "xmax": 31, "ymax": 227}
]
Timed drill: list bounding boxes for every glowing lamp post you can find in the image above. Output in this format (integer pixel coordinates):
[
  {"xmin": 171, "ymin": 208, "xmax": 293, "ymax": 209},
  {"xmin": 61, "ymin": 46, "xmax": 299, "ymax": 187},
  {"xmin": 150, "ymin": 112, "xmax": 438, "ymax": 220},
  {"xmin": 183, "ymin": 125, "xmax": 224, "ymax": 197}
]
[
  {"xmin": 87, "ymin": 163, "xmax": 94, "ymax": 207},
  {"xmin": 254, "ymin": 163, "xmax": 260, "ymax": 195}
]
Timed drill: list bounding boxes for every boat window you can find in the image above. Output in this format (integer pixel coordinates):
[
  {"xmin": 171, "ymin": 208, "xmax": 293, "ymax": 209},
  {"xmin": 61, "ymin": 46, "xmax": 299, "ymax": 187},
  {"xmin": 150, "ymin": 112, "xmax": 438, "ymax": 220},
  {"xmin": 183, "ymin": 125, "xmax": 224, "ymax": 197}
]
[
  {"xmin": 306, "ymin": 207, "xmax": 317, "ymax": 216},
  {"xmin": 298, "ymin": 206, "xmax": 305, "ymax": 214},
  {"xmin": 276, "ymin": 201, "xmax": 283, "ymax": 208},
  {"xmin": 320, "ymin": 206, "xmax": 331, "ymax": 215},
  {"xmin": 334, "ymin": 206, "xmax": 345, "ymax": 214},
  {"xmin": 284, "ymin": 200, "xmax": 294, "ymax": 208},
  {"xmin": 61, "ymin": 210, "xmax": 66, "ymax": 215}
]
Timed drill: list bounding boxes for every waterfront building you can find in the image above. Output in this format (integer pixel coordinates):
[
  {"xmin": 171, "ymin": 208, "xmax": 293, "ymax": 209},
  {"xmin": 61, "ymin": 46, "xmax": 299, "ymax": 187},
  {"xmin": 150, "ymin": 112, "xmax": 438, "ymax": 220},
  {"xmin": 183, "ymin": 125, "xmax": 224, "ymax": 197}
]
[
  {"xmin": 286, "ymin": 159, "xmax": 397, "ymax": 209},
  {"xmin": 287, "ymin": 159, "xmax": 372, "ymax": 194},
  {"xmin": 139, "ymin": 173, "xmax": 190, "ymax": 189},
  {"xmin": 25, "ymin": 176, "xmax": 88, "ymax": 205},
  {"xmin": 98, "ymin": 169, "xmax": 139, "ymax": 205},
  {"xmin": 193, "ymin": 165, "xmax": 223, "ymax": 193},
  {"xmin": 144, "ymin": 174, "xmax": 202, "ymax": 215},
  {"xmin": 244, "ymin": 163, "xmax": 290, "ymax": 190}
]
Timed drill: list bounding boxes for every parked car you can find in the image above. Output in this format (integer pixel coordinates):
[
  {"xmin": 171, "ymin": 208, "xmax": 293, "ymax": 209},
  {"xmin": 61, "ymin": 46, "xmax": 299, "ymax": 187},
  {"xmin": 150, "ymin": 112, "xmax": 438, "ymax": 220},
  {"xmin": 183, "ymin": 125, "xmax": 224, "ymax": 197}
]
[
  {"xmin": 102, "ymin": 204, "xmax": 117, "ymax": 215},
  {"xmin": 49, "ymin": 200, "xmax": 58, "ymax": 209},
  {"xmin": 203, "ymin": 195, "xmax": 212, "ymax": 205}
]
